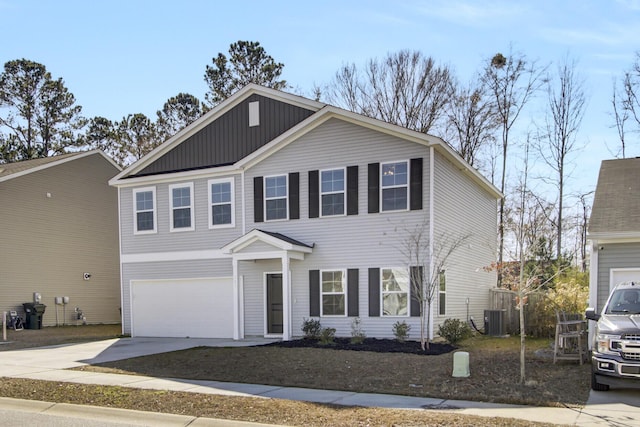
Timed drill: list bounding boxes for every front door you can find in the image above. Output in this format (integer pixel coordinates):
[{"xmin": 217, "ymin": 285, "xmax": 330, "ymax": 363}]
[{"xmin": 266, "ymin": 273, "xmax": 283, "ymax": 334}]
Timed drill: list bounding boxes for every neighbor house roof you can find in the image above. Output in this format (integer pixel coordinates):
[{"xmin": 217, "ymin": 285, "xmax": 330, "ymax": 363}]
[
  {"xmin": 589, "ymin": 157, "xmax": 640, "ymax": 239},
  {"xmin": 0, "ymin": 150, "xmax": 120, "ymax": 183}
]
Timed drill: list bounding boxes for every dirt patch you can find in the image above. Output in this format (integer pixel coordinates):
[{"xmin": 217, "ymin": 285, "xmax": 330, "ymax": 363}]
[
  {"xmin": 0, "ymin": 324, "xmax": 122, "ymax": 351},
  {"xmin": 78, "ymin": 335, "xmax": 590, "ymax": 407}
]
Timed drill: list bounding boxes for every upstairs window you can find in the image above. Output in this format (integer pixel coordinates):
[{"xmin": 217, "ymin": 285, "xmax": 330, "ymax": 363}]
[
  {"xmin": 321, "ymin": 270, "xmax": 346, "ymax": 316},
  {"xmin": 169, "ymin": 183, "xmax": 194, "ymax": 231},
  {"xmin": 265, "ymin": 175, "xmax": 288, "ymax": 221},
  {"xmin": 209, "ymin": 178, "xmax": 234, "ymax": 228},
  {"xmin": 381, "ymin": 268, "xmax": 409, "ymax": 316},
  {"xmin": 381, "ymin": 161, "xmax": 408, "ymax": 211},
  {"xmin": 133, "ymin": 187, "xmax": 156, "ymax": 234},
  {"xmin": 321, "ymin": 168, "xmax": 345, "ymax": 216}
]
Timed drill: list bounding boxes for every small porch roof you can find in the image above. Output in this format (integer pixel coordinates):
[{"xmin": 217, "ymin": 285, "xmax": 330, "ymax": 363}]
[{"xmin": 221, "ymin": 229, "xmax": 314, "ymax": 259}]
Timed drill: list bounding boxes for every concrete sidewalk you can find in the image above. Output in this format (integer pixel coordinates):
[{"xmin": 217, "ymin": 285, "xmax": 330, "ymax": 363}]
[{"xmin": 0, "ymin": 337, "xmax": 638, "ymax": 426}]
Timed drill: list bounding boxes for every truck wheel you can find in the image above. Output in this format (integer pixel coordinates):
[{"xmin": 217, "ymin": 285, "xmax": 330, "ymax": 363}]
[{"xmin": 591, "ymin": 371, "xmax": 609, "ymax": 391}]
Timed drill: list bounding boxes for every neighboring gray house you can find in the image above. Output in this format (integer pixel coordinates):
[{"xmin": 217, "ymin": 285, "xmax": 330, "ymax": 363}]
[
  {"xmin": 109, "ymin": 84, "xmax": 501, "ymax": 340},
  {"xmin": 0, "ymin": 150, "xmax": 122, "ymax": 326},
  {"xmin": 589, "ymin": 157, "xmax": 640, "ymax": 314}
]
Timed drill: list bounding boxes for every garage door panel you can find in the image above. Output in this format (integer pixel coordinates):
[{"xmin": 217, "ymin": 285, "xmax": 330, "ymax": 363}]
[{"xmin": 132, "ymin": 278, "xmax": 233, "ymax": 338}]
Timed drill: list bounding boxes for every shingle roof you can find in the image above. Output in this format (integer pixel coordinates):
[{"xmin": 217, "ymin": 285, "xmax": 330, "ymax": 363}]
[
  {"xmin": 0, "ymin": 152, "xmax": 85, "ymax": 180},
  {"xmin": 589, "ymin": 157, "xmax": 640, "ymax": 234}
]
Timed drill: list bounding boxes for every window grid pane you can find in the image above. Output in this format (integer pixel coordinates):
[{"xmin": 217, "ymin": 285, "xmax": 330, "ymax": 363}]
[
  {"xmin": 137, "ymin": 211, "xmax": 154, "ymax": 231},
  {"xmin": 266, "ymin": 198, "xmax": 287, "ymax": 220},
  {"xmin": 210, "ymin": 181, "xmax": 233, "ymax": 226},
  {"xmin": 172, "ymin": 187, "xmax": 190, "ymax": 208},
  {"xmin": 382, "ymin": 187, "xmax": 407, "ymax": 211},
  {"xmin": 265, "ymin": 176, "xmax": 287, "ymax": 220},
  {"xmin": 212, "ymin": 204, "xmax": 231, "ymax": 225},
  {"xmin": 321, "ymin": 270, "xmax": 345, "ymax": 316},
  {"xmin": 136, "ymin": 191, "xmax": 153, "ymax": 211},
  {"xmin": 211, "ymin": 182, "xmax": 231, "ymax": 204},
  {"xmin": 381, "ymin": 162, "xmax": 407, "ymax": 186}
]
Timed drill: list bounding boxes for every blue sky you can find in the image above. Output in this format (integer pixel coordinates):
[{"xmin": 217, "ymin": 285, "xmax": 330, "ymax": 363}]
[{"xmin": 2, "ymin": 0, "xmax": 640, "ymax": 198}]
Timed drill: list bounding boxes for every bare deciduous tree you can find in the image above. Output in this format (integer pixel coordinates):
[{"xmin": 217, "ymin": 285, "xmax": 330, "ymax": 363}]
[
  {"xmin": 482, "ymin": 48, "xmax": 546, "ymax": 286},
  {"xmin": 611, "ymin": 52, "xmax": 640, "ymax": 157},
  {"xmin": 536, "ymin": 56, "xmax": 587, "ymax": 262},
  {"xmin": 400, "ymin": 221, "xmax": 471, "ymax": 350},
  {"xmin": 327, "ymin": 50, "xmax": 454, "ymax": 134},
  {"xmin": 444, "ymin": 77, "xmax": 499, "ymax": 171}
]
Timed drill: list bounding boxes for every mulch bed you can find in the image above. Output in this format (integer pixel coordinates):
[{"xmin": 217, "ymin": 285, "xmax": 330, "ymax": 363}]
[{"xmin": 262, "ymin": 337, "xmax": 456, "ymax": 355}]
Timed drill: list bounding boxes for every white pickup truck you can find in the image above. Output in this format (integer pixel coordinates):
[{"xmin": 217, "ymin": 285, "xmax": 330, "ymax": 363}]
[{"xmin": 586, "ymin": 281, "xmax": 640, "ymax": 391}]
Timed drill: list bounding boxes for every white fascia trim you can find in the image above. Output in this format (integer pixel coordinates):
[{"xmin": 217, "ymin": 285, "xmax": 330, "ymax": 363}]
[
  {"xmin": 233, "ymin": 250, "xmax": 305, "ymax": 261},
  {"xmin": 587, "ymin": 232, "xmax": 640, "ymax": 243},
  {"xmin": 223, "ymin": 230, "xmax": 313, "ymax": 254},
  {"xmin": 110, "ymin": 165, "xmax": 240, "ymax": 188},
  {"xmin": 121, "ymin": 249, "xmax": 229, "ymax": 263}
]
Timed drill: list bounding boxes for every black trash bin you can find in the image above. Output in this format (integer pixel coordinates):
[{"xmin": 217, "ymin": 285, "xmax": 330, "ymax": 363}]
[{"xmin": 23, "ymin": 303, "xmax": 46, "ymax": 329}]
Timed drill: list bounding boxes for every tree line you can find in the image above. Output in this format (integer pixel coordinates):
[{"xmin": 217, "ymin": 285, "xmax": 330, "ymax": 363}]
[{"xmin": 2, "ymin": 39, "xmax": 639, "ymax": 278}]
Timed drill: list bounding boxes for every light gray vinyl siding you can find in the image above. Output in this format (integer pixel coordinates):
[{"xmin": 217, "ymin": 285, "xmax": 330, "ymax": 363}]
[
  {"xmin": 120, "ymin": 173, "xmax": 243, "ymax": 254},
  {"xmin": 244, "ymin": 118, "xmax": 435, "ymax": 338},
  {"xmin": 0, "ymin": 153, "xmax": 121, "ymax": 326},
  {"xmin": 120, "ymin": 258, "xmax": 232, "ymax": 334},
  {"xmin": 433, "ymin": 152, "xmax": 498, "ymax": 330},
  {"xmin": 597, "ymin": 243, "xmax": 640, "ymax": 310}
]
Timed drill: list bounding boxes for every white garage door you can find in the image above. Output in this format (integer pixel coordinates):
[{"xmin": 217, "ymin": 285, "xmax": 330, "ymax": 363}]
[
  {"xmin": 131, "ymin": 278, "xmax": 233, "ymax": 338},
  {"xmin": 611, "ymin": 269, "xmax": 640, "ymax": 293}
]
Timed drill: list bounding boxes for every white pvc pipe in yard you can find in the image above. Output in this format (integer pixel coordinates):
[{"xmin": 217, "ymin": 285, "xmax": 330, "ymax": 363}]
[{"xmin": 2, "ymin": 311, "xmax": 6, "ymax": 341}]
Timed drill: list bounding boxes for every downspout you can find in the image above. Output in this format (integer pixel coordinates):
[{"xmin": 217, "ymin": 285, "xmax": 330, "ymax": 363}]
[{"xmin": 429, "ymin": 146, "xmax": 435, "ymax": 341}]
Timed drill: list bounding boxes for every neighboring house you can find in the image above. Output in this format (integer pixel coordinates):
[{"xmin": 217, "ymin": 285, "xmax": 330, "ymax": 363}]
[
  {"xmin": 109, "ymin": 84, "xmax": 501, "ymax": 340},
  {"xmin": 588, "ymin": 157, "xmax": 640, "ymax": 314},
  {"xmin": 0, "ymin": 150, "xmax": 122, "ymax": 326}
]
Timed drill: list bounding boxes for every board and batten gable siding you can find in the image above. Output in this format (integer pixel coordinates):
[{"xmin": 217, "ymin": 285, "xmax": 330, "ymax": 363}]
[
  {"xmin": 119, "ymin": 173, "xmax": 243, "ymax": 255},
  {"xmin": 240, "ymin": 117, "xmax": 437, "ymax": 338},
  {"xmin": 120, "ymin": 258, "xmax": 232, "ymax": 335},
  {"xmin": 596, "ymin": 242, "xmax": 640, "ymax": 311},
  {"xmin": 0, "ymin": 153, "xmax": 121, "ymax": 325},
  {"xmin": 432, "ymin": 152, "xmax": 498, "ymax": 328},
  {"xmin": 132, "ymin": 94, "xmax": 315, "ymax": 177}
]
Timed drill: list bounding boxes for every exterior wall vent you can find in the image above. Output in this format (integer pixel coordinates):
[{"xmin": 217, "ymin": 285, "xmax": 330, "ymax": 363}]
[{"xmin": 249, "ymin": 101, "xmax": 259, "ymax": 127}]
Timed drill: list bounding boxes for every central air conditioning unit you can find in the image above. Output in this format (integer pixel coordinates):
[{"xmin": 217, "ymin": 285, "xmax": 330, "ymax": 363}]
[{"xmin": 484, "ymin": 309, "xmax": 506, "ymax": 336}]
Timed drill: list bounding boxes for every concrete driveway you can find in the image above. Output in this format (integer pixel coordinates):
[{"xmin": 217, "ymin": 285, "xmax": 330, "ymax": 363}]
[{"xmin": 1, "ymin": 337, "xmax": 640, "ymax": 426}]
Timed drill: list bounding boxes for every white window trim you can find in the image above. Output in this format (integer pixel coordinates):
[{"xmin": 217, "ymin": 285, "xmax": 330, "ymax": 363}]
[
  {"xmin": 264, "ymin": 174, "xmax": 289, "ymax": 222},
  {"xmin": 320, "ymin": 167, "xmax": 346, "ymax": 217},
  {"xmin": 208, "ymin": 177, "xmax": 235, "ymax": 229},
  {"xmin": 380, "ymin": 160, "xmax": 410, "ymax": 213},
  {"xmin": 133, "ymin": 186, "xmax": 157, "ymax": 235},
  {"xmin": 380, "ymin": 267, "xmax": 410, "ymax": 317},
  {"xmin": 169, "ymin": 182, "xmax": 195, "ymax": 232},
  {"xmin": 438, "ymin": 270, "xmax": 447, "ymax": 316},
  {"xmin": 320, "ymin": 269, "xmax": 347, "ymax": 317}
]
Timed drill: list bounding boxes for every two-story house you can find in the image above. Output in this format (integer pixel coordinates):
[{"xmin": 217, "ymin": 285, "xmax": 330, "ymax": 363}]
[{"xmin": 109, "ymin": 84, "xmax": 501, "ymax": 341}]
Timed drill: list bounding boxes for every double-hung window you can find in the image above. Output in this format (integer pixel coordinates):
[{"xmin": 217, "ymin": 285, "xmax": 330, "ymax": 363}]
[
  {"xmin": 439, "ymin": 270, "xmax": 446, "ymax": 316},
  {"xmin": 381, "ymin": 161, "xmax": 408, "ymax": 211},
  {"xmin": 169, "ymin": 183, "xmax": 194, "ymax": 232},
  {"xmin": 321, "ymin": 270, "xmax": 346, "ymax": 316},
  {"xmin": 381, "ymin": 268, "xmax": 409, "ymax": 316},
  {"xmin": 133, "ymin": 187, "xmax": 156, "ymax": 234},
  {"xmin": 321, "ymin": 168, "xmax": 345, "ymax": 216},
  {"xmin": 208, "ymin": 178, "xmax": 234, "ymax": 228},
  {"xmin": 265, "ymin": 175, "xmax": 287, "ymax": 221}
]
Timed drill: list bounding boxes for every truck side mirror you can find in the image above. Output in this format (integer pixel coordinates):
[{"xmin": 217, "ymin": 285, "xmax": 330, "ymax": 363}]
[{"xmin": 585, "ymin": 307, "xmax": 600, "ymax": 321}]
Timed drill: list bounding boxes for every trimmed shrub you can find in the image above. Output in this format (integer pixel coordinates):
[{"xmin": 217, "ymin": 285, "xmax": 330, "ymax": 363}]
[
  {"xmin": 438, "ymin": 318, "xmax": 472, "ymax": 344},
  {"xmin": 392, "ymin": 320, "xmax": 411, "ymax": 343},
  {"xmin": 319, "ymin": 327, "xmax": 336, "ymax": 345},
  {"xmin": 301, "ymin": 318, "xmax": 322, "ymax": 339}
]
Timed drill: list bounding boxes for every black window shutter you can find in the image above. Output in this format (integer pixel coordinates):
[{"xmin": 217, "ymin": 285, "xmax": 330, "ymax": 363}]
[
  {"xmin": 347, "ymin": 166, "xmax": 358, "ymax": 216},
  {"xmin": 368, "ymin": 267, "xmax": 380, "ymax": 317},
  {"xmin": 410, "ymin": 266, "xmax": 423, "ymax": 317},
  {"xmin": 368, "ymin": 163, "xmax": 379, "ymax": 214},
  {"xmin": 289, "ymin": 172, "xmax": 300, "ymax": 220},
  {"xmin": 410, "ymin": 158, "xmax": 423, "ymax": 211},
  {"xmin": 253, "ymin": 176, "xmax": 263, "ymax": 223},
  {"xmin": 347, "ymin": 269, "xmax": 359, "ymax": 316},
  {"xmin": 308, "ymin": 170, "xmax": 319, "ymax": 218},
  {"xmin": 309, "ymin": 270, "xmax": 320, "ymax": 317}
]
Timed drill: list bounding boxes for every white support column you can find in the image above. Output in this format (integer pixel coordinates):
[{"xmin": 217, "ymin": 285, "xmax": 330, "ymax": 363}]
[
  {"xmin": 239, "ymin": 274, "xmax": 245, "ymax": 339},
  {"xmin": 281, "ymin": 254, "xmax": 291, "ymax": 341},
  {"xmin": 232, "ymin": 257, "xmax": 240, "ymax": 340},
  {"xmin": 428, "ymin": 145, "xmax": 435, "ymax": 341}
]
